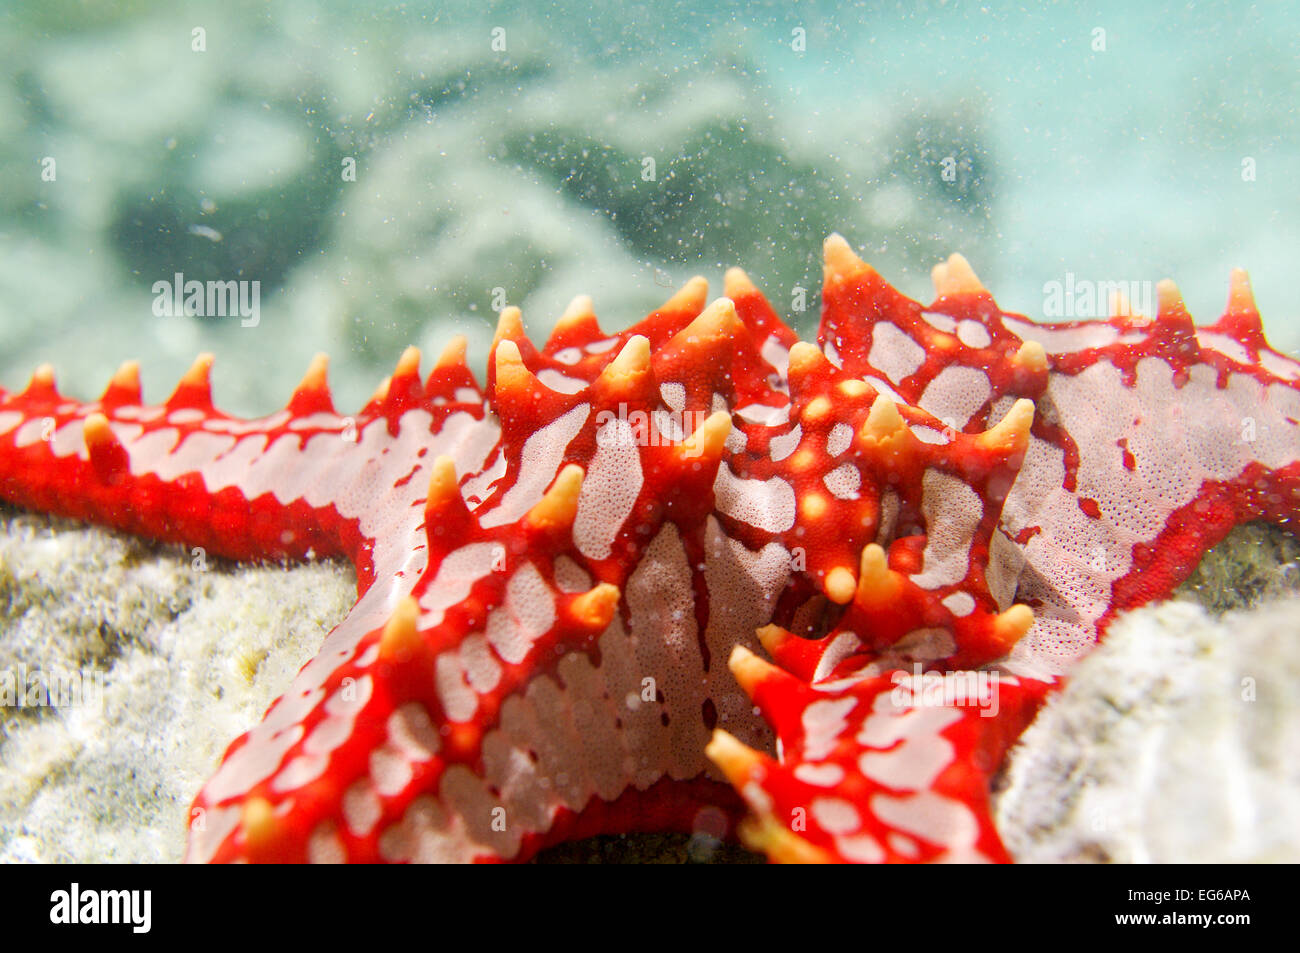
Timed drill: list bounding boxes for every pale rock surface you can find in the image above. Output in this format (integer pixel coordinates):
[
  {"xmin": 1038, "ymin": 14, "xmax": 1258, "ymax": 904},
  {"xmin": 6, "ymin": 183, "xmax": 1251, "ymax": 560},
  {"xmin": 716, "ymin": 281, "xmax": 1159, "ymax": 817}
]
[
  {"xmin": 996, "ymin": 596, "xmax": 1300, "ymax": 863},
  {"xmin": 0, "ymin": 508, "xmax": 353, "ymax": 863}
]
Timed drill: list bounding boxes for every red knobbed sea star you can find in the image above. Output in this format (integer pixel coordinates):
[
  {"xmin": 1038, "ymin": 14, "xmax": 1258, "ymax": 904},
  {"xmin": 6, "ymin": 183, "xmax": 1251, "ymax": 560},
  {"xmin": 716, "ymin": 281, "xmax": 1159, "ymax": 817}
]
[{"xmin": 1, "ymin": 235, "xmax": 1297, "ymax": 862}]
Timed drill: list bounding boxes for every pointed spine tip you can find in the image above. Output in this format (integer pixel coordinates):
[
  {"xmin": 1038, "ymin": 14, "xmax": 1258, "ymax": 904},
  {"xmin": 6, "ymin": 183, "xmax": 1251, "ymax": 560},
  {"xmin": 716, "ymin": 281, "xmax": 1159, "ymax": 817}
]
[
  {"xmin": 1156, "ymin": 279, "xmax": 1187, "ymax": 317},
  {"xmin": 561, "ymin": 294, "xmax": 594, "ymax": 324},
  {"xmin": 289, "ymin": 354, "xmax": 334, "ymax": 415},
  {"xmin": 682, "ymin": 409, "xmax": 732, "ymax": 461},
  {"xmin": 31, "ymin": 363, "xmax": 55, "ymax": 390},
  {"xmin": 82, "ymin": 412, "xmax": 114, "ymax": 449},
  {"xmin": 727, "ymin": 643, "xmax": 781, "ymax": 697},
  {"xmin": 755, "ymin": 623, "xmax": 794, "ymax": 657},
  {"xmin": 547, "ymin": 296, "xmax": 602, "ymax": 349},
  {"xmin": 368, "ymin": 376, "xmax": 392, "ymax": 406},
  {"xmin": 1227, "ymin": 268, "xmax": 1258, "ymax": 314},
  {"xmin": 569, "ymin": 583, "xmax": 620, "ymax": 630},
  {"xmin": 661, "ymin": 276, "xmax": 709, "ymax": 316},
  {"xmin": 979, "ymin": 398, "xmax": 1035, "ymax": 454},
  {"xmin": 181, "ymin": 352, "xmax": 214, "ymax": 390},
  {"xmin": 1108, "ymin": 287, "xmax": 1139, "ymax": 321},
  {"xmin": 84, "ymin": 410, "xmax": 130, "ymax": 483},
  {"xmin": 824, "ymin": 566, "xmax": 857, "ymax": 605},
  {"xmin": 109, "ymin": 360, "xmax": 141, "ymax": 394},
  {"xmin": 739, "ymin": 815, "xmax": 836, "ymax": 864},
  {"xmin": 993, "ymin": 603, "xmax": 1035, "ymax": 651},
  {"xmin": 1217, "ymin": 269, "xmax": 1266, "ymax": 343},
  {"xmin": 394, "ymin": 345, "xmax": 421, "ymax": 380},
  {"xmin": 862, "ymin": 393, "xmax": 905, "ymax": 441},
  {"xmin": 823, "ymin": 233, "xmax": 872, "ymax": 283},
  {"xmin": 428, "ymin": 336, "xmax": 478, "ymax": 398},
  {"xmin": 380, "ymin": 346, "xmax": 424, "ymax": 410},
  {"xmin": 680, "ymin": 296, "xmax": 740, "ymax": 343},
  {"xmin": 931, "ymin": 253, "xmax": 987, "ymax": 298},
  {"xmin": 493, "ymin": 339, "xmax": 539, "ymax": 397},
  {"xmin": 787, "ymin": 341, "xmax": 828, "ymax": 379},
  {"xmin": 724, "ymin": 267, "xmax": 759, "ymax": 299},
  {"xmin": 561, "ymin": 291, "xmax": 595, "ymax": 325},
  {"xmin": 100, "ymin": 360, "xmax": 142, "ymax": 407},
  {"xmin": 299, "ymin": 353, "xmax": 329, "ymax": 391},
  {"xmin": 494, "ymin": 339, "xmax": 521, "ymax": 366},
  {"xmin": 425, "ymin": 455, "xmax": 461, "ymax": 514},
  {"xmin": 494, "ymin": 306, "xmax": 525, "ymax": 344},
  {"xmin": 705, "ymin": 728, "xmax": 765, "ymax": 784},
  {"xmin": 857, "ymin": 543, "xmax": 899, "ymax": 602},
  {"xmin": 168, "ymin": 353, "xmax": 215, "ymax": 408},
  {"xmin": 240, "ymin": 796, "xmax": 277, "ymax": 850},
  {"xmin": 526, "ymin": 463, "xmax": 584, "ymax": 531},
  {"xmin": 379, "ymin": 595, "xmax": 422, "ymax": 661},
  {"xmin": 1012, "ymin": 340, "xmax": 1048, "ymax": 376},
  {"xmin": 435, "ymin": 335, "xmax": 468, "ymax": 371},
  {"xmin": 596, "ymin": 335, "xmax": 651, "ymax": 394}
]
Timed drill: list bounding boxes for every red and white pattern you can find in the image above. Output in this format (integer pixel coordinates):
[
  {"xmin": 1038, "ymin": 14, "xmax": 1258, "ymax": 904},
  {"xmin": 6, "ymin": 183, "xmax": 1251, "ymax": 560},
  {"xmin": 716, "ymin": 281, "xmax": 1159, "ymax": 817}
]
[{"xmin": 1, "ymin": 235, "xmax": 1295, "ymax": 862}]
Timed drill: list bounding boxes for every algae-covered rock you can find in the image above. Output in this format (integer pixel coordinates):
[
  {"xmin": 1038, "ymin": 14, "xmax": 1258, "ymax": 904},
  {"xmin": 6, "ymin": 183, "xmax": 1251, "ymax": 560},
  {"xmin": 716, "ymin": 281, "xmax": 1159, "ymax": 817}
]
[
  {"xmin": 995, "ymin": 525, "xmax": 1300, "ymax": 863},
  {"xmin": 0, "ymin": 507, "xmax": 354, "ymax": 863}
]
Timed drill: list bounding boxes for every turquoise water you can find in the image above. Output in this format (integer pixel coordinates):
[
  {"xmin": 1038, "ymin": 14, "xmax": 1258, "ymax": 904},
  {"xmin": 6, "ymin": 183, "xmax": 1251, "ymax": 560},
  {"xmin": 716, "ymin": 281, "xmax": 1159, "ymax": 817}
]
[{"xmin": 1, "ymin": 0, "xmax": 1296, "ymax": 415}]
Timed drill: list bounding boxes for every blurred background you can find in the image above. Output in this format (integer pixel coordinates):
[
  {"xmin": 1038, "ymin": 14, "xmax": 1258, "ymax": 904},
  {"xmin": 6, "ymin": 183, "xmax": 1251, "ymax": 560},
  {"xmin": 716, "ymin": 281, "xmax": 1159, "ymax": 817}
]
[{"xmin": 1, "ymin": 0, "xmax": 1296, "ymax": 416}]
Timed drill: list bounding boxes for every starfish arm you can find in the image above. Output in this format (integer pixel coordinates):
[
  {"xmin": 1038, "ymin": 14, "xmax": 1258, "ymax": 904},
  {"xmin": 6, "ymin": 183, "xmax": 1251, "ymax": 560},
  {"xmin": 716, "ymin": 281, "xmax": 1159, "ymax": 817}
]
[
  {"xmin": 0, "ymin": 349, "xmax": 495, "ymax": 576},
  {"xmin": 708, "ymin": 642, "xmax": 1051, "ymax": 863},
  {"xmin": 819, "ymin": 237, "xmax": 1300, "ymax": 676}
]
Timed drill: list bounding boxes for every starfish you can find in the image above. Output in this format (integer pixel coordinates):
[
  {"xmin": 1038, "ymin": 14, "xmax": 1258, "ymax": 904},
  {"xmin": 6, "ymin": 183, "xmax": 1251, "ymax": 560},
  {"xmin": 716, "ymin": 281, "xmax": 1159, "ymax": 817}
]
[{"xmin": 0, "ymin": 235, "xmax": 1296, "ymax": 862}]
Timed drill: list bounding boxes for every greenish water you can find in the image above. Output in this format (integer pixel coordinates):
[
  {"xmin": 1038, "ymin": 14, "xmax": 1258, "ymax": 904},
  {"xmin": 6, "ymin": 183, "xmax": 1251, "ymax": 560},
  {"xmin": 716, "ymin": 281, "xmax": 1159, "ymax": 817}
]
[{"xmin": 1, "ymin": 0, "xmax": 1296, "ymax": 415}]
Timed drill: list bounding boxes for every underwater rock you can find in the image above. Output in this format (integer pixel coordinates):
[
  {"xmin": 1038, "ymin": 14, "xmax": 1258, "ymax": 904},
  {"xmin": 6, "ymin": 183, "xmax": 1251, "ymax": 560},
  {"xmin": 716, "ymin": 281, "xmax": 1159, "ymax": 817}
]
[
  {"xmin": 995, "ymin": 590, "xmax": 1300, "ymax": 863},
  {"xmin": 0, "ymin": 507, "xmax": 351, "ymax": 863}
]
